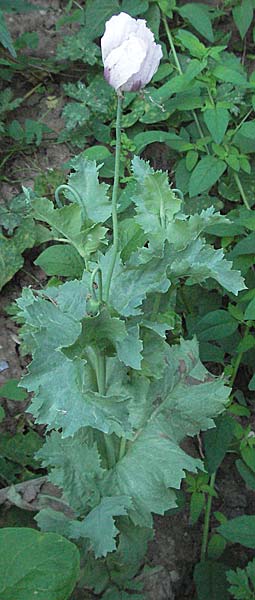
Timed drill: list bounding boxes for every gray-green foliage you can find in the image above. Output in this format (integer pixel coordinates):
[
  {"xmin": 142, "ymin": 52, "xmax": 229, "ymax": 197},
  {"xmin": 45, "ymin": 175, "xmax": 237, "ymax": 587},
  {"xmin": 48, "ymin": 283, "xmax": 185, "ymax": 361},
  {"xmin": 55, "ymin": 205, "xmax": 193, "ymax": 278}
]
[{"xmin": 16, "ymin": 157, "xmax": 245, "ymax": 595}]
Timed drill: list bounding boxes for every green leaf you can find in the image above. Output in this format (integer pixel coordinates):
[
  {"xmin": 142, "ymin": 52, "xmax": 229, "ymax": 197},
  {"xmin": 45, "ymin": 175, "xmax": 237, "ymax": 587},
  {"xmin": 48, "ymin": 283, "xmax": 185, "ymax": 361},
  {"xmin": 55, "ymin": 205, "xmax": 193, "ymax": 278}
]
[
  {"xmin": 0, "ymin": 219, "xmax": 36, "ymax": 290},
  {"xmin": 218, "ymin": 516, "xmax": 255, "ymax": 548},
  {"xmin": 133, "ymin": 130, "xmax": 193, "ymax": 153},
  {"xmin": 116, "ymin": 324, "xmax": 143, "ymax": 370},
  {"xmin": 236, "ymin": 459, "xmax": 255, "ymax": 491},
  {"xmin": 0, "ymin": 378, "xmax": 27, "ymax": 401},
  {"xmin": 83, "ymin": 145, "xmax": 111, "ymax": 163},
  {"xmin": 157, "ymin": 0, "xmax": 175, "ymax": 17},
  {"xmin": 237, "ymin": 334, "xmax": 255, "ymax": 353},
  {"xmin": 241, "ymin": 445, "xmax": 255, "ymax": 473},
  {"xmin": 203, "ymin": 106, "xmax": 229, "ymax": 144},
  {"xmin": 186, "ymin": 150, "xmax": 199, "ymax": 171},
  {"xmin": 233, "ymin": 0, "xmax": 253, "ymax": 39},
  {"xmin": 228, "ymin": 232, "xmax": 255, "ymax": 257},
  {"xmin": 189, "ymin": 491, "xmax": 205, "ymax": 524},
  {"xmin": 0, "ymin": 527, "xmax": 80, "ymax": 600},
  {"xmin": 204, "ymin": 415, "xmax": 234, "ymax": 474},
  {"xmin": 68, "ymin": 307, "xmax": 127, "ymax": 355},
  {"xmin": 32, "ymin": 196, "xmax": 106, "ymax": 259},
  {"xmin": 84, "ymin": 0, "xmax": 120, "ymax": 39},
  {"xmin": 0, "ymin": 430, "xmax": 42, "ymax": 467},
  {"xmin": 234, "ymin": 121, "xmax": 255, "ymax": 154},
  {"xmin": 32, "ymin": 197, "xmax": 82, "ymax": 242},
  {"xmin": 100, "ymin": 246, "xmax": 171, "ymax": 317},
  {"xmin": 67, "ymin": 157, "xmax": 111, "ymax": 224},
  {"xmin": 70, "ymin": 496, "xmax": 132, "ymax": 557},
  {"xmin": 34, "ymin": 244, "xmax": 84, "ymax": 278},
  {"xmin": 213, "ymin": 65, "xmax": 247, "ymax": 86},
  {"xmin": 18, "ymin": 285, "xmax": 131, "ymax": 438},
  {"xmin": 62, "ymin": 102, "xmax": 90, "ymax": 130},
  {"xmin": 144, "ymin": 3, "xmax": 160, "ymax": 37},
  {"xmin": 0, "ymin": 10, "xmax": 16, "ymax": 56},
  {"xmin": 132, "ymin": 156, "xmax": 181, "ymax": 235},
  {"xmin": 249, "ymin": 373, "xmax": 255, "ymax": 391},
  {"xmin": 176, "ymin": 29, "xmax": 207, "ymax": 59},
  {"xmin": 194, "ymin": 560, "xmax": 230, "ymax": 600},
  {"xmin": 105, "ymin": 339, "xmax": 228, "ymax": 527},
  {"xmin": 193, "ymin": 310, "xmax": 238, "ymax": 341},
  {"xmin": 189, "ymin": 157, "xmax": 227, "ymax": 197},
  {"xmin": 25, "ymin": 119, "xmax": 51, "ymax": 146},
  {"xmin": 0, "ymin": 1, "xmax": 39, "ymax": 11},
  {"xmin": 227, "ymin": 559, "xmax": 255, "ymax": 600},
  {"xmin": 178, "ymin": 3, "xmax": 214, "ymax": 42},
  {"xmin": 207, "ymin": 535, "xmax": 227, "ymax": 561},
  {"xmin": 119, "ymin": 218, "xmax": 146, "ymax": 262},
  {"xmin": 56, "ymin": 29, "xmax": 99, "ymax": 64},
  {"xmin": 121, "ymin": 0, "xmax": 148, "ymax": 15},
  {"xmin": 35, "ymin": 509, "xmax": 72, "ymax": 538},
  {"xmin": 37, "ymin": 429, "xmax": 105, "ymax": 513},
  {"xmin": 168, "ymin": 240, "xmax": 245, "ymax": 295}
]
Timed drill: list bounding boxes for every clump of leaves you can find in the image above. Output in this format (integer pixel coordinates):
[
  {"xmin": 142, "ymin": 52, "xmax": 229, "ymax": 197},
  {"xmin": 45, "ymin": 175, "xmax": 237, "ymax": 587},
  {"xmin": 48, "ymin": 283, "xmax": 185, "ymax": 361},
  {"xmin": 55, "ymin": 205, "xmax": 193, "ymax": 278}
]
[{"xmin": 14, "ymin": 153, "xmax": 246, "ymax": 596}]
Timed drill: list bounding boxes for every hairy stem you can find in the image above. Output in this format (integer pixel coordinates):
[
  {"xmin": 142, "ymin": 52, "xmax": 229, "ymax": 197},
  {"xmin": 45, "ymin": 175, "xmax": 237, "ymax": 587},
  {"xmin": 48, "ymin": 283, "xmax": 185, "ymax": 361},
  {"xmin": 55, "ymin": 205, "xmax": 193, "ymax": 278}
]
[
  {"xmin": 118, "ymin": 437, "xmax": 127, "ymax": 461},
  {"xmin": 95, "ymin": 349, "xmax": 116, "ymax": 468},
  {"xmin": 201, "ymin": 472, "xmax": 216, "ymax": 561},
  {"xmin": 105, "ymin": 94, "xmax": 123, "ymax": 301}
]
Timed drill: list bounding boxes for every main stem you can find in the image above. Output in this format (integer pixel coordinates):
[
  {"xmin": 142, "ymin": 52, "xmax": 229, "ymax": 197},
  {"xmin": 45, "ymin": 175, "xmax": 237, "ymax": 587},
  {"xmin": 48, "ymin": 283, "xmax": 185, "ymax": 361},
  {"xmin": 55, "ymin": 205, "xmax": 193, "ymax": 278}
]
[
  {"xmin": 105, "ymin": 94, "xmax": 123, "ymax": 302},
  {"xmin": 95, "ymin": 349, "xmax": 116, "ymax": 468},
  {"xmin": 97, "ymin": 95, "xmax": 123, "ymax": 468}
]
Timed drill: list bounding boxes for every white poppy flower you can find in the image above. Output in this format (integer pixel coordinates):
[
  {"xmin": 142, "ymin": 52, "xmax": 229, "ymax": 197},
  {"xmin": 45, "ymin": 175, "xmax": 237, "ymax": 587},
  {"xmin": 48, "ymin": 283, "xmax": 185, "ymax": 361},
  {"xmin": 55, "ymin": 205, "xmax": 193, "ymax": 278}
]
[{"xmin": 101, "ymin": 12, "xmax": 163, "ymax": 92}]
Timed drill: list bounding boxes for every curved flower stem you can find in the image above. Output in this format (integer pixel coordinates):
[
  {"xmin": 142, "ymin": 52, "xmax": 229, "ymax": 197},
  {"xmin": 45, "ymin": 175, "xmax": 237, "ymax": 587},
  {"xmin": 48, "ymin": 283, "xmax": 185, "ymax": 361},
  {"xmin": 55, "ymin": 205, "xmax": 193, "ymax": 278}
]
[
  {"xmin": 162, "ymin": 14, "xmax": 209, "ymax": 153},
  {"xmin": 200, "ymin": 472, "xmax": 216, "ymax": 561},
  {"xmin": 105, "ymin": 94, "xmax": 123, "ymax": 302},
  {"xmin": 55, "ymin": 184, "xmax": 84, "ymax": 210}
]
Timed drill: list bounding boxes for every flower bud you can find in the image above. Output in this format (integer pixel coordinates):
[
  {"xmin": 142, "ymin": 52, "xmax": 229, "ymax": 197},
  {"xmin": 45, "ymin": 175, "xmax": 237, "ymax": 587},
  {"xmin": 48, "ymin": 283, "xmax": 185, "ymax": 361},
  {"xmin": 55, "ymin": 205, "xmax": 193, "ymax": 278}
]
[{"xmin": 101, "ymin": 12, "xmax": 163, "ymax": 93}]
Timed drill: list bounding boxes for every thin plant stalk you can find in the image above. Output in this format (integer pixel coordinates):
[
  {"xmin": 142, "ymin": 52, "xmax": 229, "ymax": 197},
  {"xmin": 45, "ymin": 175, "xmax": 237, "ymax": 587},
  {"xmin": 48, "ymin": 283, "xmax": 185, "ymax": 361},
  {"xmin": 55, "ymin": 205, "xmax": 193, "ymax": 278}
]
[
  {"xmin": 105, "ymin": 94, "xmax": 123, "ymax": 301},
  {"xmin": 230, "ymin": 323, "xmax": 251, "ymax": 387},
  {"xmin": 162, "ymin": 13, "xmax": 208, "ymax": 151},
  {"xmin": 200, "ymin": 472, "xmax": 216, "ymax": 561},
  {"xmin": 233, "ymin": 172, "xmax": 251, "ymax": 211},
  {"xmin": 206, "ymin": 88, "xmax": 251, "ymax": 211}
]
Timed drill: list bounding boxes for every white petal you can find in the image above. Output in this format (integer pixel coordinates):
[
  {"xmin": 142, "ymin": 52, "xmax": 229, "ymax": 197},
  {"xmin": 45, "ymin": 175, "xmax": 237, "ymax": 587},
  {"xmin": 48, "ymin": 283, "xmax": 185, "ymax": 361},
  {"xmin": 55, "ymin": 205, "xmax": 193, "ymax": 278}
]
[
  {"xmin": 101, "ymin": 12, "xmax": 137, "ymax": 63},
  {"xmin": 139, "ymin": 42, "xmax": 163, "ymax": 87},
  {"xmin": 104, "ymin": 35, "xmax": 147, "ymax": 91},
  {"xmin": 121, "ymin": 40, "xmax": 162, "ymax": 91},
  {"xmin": 135, "ymin": 19, "xmax": 155, "ymax": 48}
]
